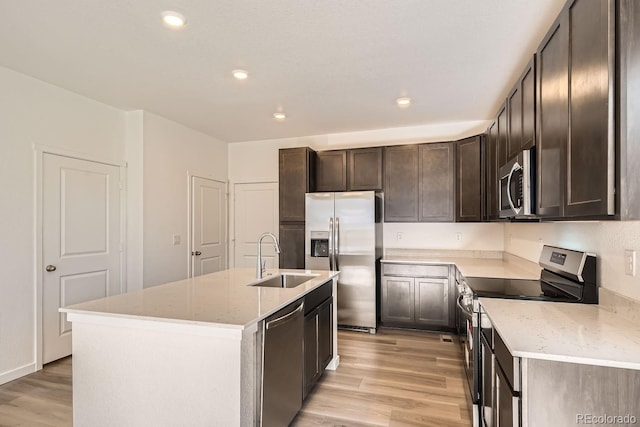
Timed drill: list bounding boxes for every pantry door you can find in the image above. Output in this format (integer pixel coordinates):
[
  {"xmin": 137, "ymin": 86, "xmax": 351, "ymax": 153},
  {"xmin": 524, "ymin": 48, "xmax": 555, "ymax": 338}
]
[
  {"xmin": 42, "ymin": 153, "xmax": 123, "ymax": 363},
  {"xmin": 191, "ymin": 177, "xmax": 227, "ymax": 276},
  {"xmin": 233, "ymin": 182, "xmax": 278, "ymax": 268}
]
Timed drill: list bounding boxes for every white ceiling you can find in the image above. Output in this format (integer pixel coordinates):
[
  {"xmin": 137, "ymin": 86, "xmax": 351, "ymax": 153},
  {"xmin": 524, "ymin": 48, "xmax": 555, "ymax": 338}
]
[{"xmin": 1, "ymin": 1, "xmax": 565, "ymax": 143}]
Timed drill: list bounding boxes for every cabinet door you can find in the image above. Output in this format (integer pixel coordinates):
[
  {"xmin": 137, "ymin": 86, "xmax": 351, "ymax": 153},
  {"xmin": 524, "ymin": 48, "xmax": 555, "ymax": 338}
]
[
  {"xmin": 384, "ymin": 145, "xmax": 419, "ymax": 222},
  {"xmin": 381, "ymin": 276, "xmax": 414, "ymax": 324},
  {"xmin": 414, "ymin": 278, "xmax": 449, "ymax": 327},
  {"xmin": 348, "ymin": 147, "xmax": 383, "ymax": 191},
  {"xmin": 497, "ymin": 104, "xmax": 508, "ymax": 169},
  {"xmin": 618, "ymin": 0, "xmax": 640, "ymax": 220},
  {"xmin": 303, "ymin": 312, "xmax": 319, "ymax": 399},
  {"xmin": 316, "ymin": 150, "xmax": 347, "ymax": 192},
  {"xmin": 487, "ymin": 121, "xmax": 500, "ymax": 220},
  {"xmin": 521, "ymin": 57, "xmax": 536, "ymax": 151},
  {"xmin": 279, "ymin": 223, "xmax": 305, "ymax": 269},
  {"xmin": 279, "ymin": 148, "xmax": 314, "ymax": 222},
  {"xmin": 536, "ymin": 13, "xmax": 568, "ymax": 218},
  {"xmin": 564, "ymin": 0, "xmax": 615, "ymax": 217},
  {"xmin": 419, "ymin": 142, "xmax": 455, "ymax": 222},
  {"xmin": 456, "ymin": 136, "xmax": 483, "ymax": 222},
  {"xmin": 507, "ymin": 84, "xmax": 522, "ymax": 161},
  {"xmin": 496, "ymin": 366, "xmax": 519, "ymax": 427},
  {"xmin": 317, "ymin": 299, "xmax": 333, "ymax": 371}
]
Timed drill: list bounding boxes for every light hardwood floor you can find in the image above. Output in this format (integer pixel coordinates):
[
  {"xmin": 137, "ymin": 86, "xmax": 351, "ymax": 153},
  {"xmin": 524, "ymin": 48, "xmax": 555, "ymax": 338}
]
[{"xmin": 0, "ymin": 328, "xmax": 471, "ymax": 427}]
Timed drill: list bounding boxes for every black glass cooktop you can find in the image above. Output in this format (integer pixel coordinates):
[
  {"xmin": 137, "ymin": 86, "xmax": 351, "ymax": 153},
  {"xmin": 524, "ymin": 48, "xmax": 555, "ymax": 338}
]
[{"xmin": 464, "ymin": 276, "xmax": 580, "ymax": 302}]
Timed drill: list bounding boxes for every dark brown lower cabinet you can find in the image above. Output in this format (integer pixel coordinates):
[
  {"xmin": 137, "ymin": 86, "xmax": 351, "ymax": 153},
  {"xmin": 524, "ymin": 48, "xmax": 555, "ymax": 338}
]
[
  {"xmin": 279, "ymin": 223, "xmax": 305, "ymax": 269},
  {"xmin": 456, "ymin": 136, "xmax": 484, "ymax": 222},
  {"xmin": 303, "ymin": 297, "xmax": 333, "ymax": 399}
]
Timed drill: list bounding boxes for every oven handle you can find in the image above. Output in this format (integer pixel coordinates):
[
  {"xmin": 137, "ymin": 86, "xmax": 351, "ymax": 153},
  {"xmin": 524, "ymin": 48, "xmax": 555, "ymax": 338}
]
[
  {"xmin": 456, "ymin": 294, "xmax": 474, "ymax": 318},
  {"xmin": 506, "ymin": 162, "xmax": 522, "ymax": 214}
]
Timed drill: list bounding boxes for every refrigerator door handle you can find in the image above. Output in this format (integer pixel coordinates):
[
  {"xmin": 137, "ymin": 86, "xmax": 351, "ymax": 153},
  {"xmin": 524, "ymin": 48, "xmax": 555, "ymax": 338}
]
[
  {"xmin": 334, "ymin": 217, "xmax": 340, "ymax": 271},
  {"xmin": 328, "ymin": 218, "xmax": 334, "ymax": 271}
]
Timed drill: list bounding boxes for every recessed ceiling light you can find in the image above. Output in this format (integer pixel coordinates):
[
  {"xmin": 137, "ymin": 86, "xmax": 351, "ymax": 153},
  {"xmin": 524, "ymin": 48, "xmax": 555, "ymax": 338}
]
[
  {"xmin": 273, "ymin": 112, "xmax": 287, "ymax": 120},
  {"xmin": 232, "ymin": 69, "xmax": 249, "ymax": 80},
  {"xmin": 396, "ymin": 97, "xmax": 411, "ymax": 107},
  {"xmin": 162, "ymin": 11, "xmax": 186, "ymax": 29}
]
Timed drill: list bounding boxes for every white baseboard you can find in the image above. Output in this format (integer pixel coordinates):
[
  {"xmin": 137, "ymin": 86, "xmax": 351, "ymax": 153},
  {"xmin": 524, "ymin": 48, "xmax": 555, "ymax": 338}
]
[
  {"xmin": 326, "ymin": 354, "xmax": 340, "ymax": 371},
  {"xmin": 0, "ymin": 362, "xmax": 37, "ymax": 386}
]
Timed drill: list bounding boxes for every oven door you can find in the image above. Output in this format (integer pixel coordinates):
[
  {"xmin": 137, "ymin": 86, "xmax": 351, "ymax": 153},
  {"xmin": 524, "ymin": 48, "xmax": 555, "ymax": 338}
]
[{"xmin": 456, "ymin": 294, "xmax": 479, "ymax": 403}]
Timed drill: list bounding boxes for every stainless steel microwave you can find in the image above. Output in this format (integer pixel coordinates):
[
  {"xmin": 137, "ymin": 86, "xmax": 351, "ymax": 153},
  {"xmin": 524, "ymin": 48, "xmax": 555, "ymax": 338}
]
[{"xmin": 499, "ymin": 149, "xmax": 535, "ymax": 218}]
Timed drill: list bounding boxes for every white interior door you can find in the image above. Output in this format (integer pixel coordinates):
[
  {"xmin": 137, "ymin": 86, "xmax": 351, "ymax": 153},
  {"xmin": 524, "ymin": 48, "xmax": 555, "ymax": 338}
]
[
  {"xmin": 43, "ymin": 153, "xmax": 122, "ymax": 364},
  {"xmin": 233, "ymin": 182, "xmax": 278, "ymax": 268},
  {"xmin": 191, "ymin": 177, "xmax": 227, "ymax": 276}
]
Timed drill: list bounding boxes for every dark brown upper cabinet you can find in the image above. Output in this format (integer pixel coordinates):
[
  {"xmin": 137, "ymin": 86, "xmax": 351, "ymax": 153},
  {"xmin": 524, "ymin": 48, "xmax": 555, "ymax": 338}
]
[
  {"xmin": 486, "ymin": 120, "xmax": 500, "ymax": 221},
  {"xmin": 536, "ymin": 10, "xmax": 567, "ymax": 218},
  {"xmin": 456, "ymin": 136, "xmax": 484, "ymax": 222},
  {"xmin": 348, "ymin": 147, "xmax": 383, "ymax": 191},
  {"xmin": 618, "ymin": 0, "xmax": 640, "ymax": 220},
  {"xmin": 314, "ymin": 147, "xmax": 382, "ymax": 192},
  {"xmin": 507, "ymin": 56, "xmax": 536, "ymax": 161},
  {"xmin": 384, "ymin": 145, "xmax": 419, "ymax": 222},
  {"xmin": 497, "ymin": 103, "xmax": 508, "ymax": 170},
  {"xmin": 419, "ymin": 142, "xmax": 455, "ymax": 222},
  {"xmin": 536, "ymin": 0, "xmax": 614, "ymax": 219},
  {"xmin": 315, "ymin": 150, "xmax": 347, "ymax": 192},
  {"xmin": 279, "ymin": 147, "xmax": 315, "ymax": 222}
]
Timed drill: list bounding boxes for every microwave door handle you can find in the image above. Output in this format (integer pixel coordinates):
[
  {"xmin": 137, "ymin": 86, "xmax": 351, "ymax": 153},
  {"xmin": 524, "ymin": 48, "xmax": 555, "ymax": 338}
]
[
  {"xmin": 506, "ymin": 162, "xmax": 519, "ymax": 212},
  {"xmin": 328, "ymin": 218, "xmax": 334, "ymax": 271}
]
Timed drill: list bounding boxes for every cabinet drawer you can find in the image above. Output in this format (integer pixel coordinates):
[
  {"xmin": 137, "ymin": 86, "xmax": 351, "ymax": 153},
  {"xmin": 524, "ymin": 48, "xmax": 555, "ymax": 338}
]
[
  {"xmin": 304, "ymin": 281, "xmax": 332, "ymax": 315},
  {"xmin": 382, "ymin": 263, "xmax": 449, "ymax": 278}
]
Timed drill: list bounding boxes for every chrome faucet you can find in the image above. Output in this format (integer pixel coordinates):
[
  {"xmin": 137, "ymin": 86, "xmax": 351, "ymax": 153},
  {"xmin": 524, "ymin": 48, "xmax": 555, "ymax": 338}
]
[{"xmin": 256, "ymin": 232, "xmax": 281, "ymax": 279}]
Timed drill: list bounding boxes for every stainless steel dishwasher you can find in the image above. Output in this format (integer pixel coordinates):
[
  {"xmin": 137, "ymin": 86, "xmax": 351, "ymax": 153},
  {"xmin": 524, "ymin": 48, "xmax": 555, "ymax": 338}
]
[{"xmin": 261, "ymin": 300, "xmax": 304, "ymax": 427}]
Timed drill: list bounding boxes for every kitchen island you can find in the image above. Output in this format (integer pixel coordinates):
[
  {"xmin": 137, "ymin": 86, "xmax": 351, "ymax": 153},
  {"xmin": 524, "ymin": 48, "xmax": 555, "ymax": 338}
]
[
  {"xmin": 61, "ymin": 268, "xmax": 340, "ymax": 427},
  {"xmin": 480, "ymin": 298, "xmax": 640, "ymax": 426}
]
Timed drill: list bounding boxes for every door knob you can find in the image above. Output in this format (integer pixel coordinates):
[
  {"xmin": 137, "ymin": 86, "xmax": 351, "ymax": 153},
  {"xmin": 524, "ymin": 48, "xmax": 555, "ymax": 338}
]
[
  {"xmin": 192, "ymin": 251, "xmax": 202, "ymax": 256},
  {"xmin": 45, "ymin": 265, "xmax": 57, "ymax": 272}
]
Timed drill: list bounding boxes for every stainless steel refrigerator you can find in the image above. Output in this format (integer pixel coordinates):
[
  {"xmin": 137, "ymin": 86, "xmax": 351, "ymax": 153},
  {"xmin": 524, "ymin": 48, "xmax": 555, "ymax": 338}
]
[{"xmin": 305, "ymin": 191, "xmax": 382, "ymax": 333}]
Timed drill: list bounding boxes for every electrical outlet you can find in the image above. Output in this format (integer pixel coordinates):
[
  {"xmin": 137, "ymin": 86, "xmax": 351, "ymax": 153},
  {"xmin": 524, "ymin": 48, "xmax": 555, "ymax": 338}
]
[
  {"xmin": 456, "ymin": 232, "xmax": 462, "ymax": 241},
  {"xmin": 509, "ymin": 234, "xmax": 513, "ymax": 244},
  {"xmin": 624, "ymin": 250, "xmax": 636, "ymax": 276},
  {"xmin": 396, "ymin": 232, "xmax": 403, "ymax": 241},
  {"xmin": 172, "ymin": 234, "xmax": 181, "ymax": 246}
]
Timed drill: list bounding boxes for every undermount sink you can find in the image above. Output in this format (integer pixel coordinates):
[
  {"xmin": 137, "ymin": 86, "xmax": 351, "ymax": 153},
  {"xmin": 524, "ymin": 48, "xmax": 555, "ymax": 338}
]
[{"xmin": 251, "ymin": 273, "xmax": 319, "ymax": 289}]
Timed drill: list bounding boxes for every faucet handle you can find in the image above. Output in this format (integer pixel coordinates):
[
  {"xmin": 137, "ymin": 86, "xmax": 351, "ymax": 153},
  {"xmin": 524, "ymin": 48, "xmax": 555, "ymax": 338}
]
[{"xmin": 262, "ymin": 260, "xmax": 267, "ymax": 273}]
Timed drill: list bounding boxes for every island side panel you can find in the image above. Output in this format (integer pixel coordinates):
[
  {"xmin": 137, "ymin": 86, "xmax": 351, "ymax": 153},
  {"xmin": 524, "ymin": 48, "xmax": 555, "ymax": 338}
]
[
  {"xmin": 522, "ymin": 358, "xmax": 640, "ymax": 427},
  {"xmin": 70, "ymin": 317, "xmax": 243, "ymax": 427},
  {"xmin": 325, "ymin": 277, "xmax": 340, "ymax": 370}
]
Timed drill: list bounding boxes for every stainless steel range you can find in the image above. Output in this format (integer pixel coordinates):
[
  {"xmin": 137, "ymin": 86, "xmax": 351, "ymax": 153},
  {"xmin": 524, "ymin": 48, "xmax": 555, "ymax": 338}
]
[{"xmin": 455, "ymin": 245, "xmax": 597, "ymax": 426}]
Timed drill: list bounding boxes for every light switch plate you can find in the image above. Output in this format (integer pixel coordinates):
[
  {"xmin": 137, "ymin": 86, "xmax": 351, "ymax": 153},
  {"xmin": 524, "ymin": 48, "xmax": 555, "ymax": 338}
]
[
  {"xmin": 624, "ymin": 249, "xmax": 636, "ymax": 276},
  {"xmin": 172, "ymin": 234, "xmax": 181, "ymax": 246}
]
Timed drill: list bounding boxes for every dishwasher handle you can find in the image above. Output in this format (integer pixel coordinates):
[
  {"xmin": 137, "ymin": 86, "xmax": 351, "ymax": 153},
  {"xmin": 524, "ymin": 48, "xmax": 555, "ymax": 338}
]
[{"xmin": 266, "ymin": 302, "xmax": 304, "ymax": 330}]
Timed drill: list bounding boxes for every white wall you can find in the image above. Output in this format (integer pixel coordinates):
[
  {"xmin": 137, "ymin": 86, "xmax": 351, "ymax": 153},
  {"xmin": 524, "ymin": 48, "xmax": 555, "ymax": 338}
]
[
  {"xmin": 142, "ymin": 112, "xmax": 228, "ymax": 287},
  {"xmin": 504, "ymin": 222, "xmax": 640, "ymax": 302},
  {"xmin": 0, "ymin": 65, "xmax": 126, "ymax": 383}
]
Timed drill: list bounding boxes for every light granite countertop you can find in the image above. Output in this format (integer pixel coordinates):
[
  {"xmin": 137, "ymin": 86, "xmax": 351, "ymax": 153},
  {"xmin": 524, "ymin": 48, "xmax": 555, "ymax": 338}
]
[
  {"xmin": 381, "ymin": 250, "xmax": 541, "ymax": 280},
  {"xmin": 61, "ymin": 268, "xmax": 338, "ymax": 330},
  {"xmin": 480, "ymin": 298, "xmax": 640, "ymax": 370}
]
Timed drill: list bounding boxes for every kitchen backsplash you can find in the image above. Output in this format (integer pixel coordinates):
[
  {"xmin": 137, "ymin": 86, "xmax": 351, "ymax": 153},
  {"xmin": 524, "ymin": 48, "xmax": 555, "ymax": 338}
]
[{"xmin": 383, "ymin": 222, "xmax": 504, "ymax": 251}]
